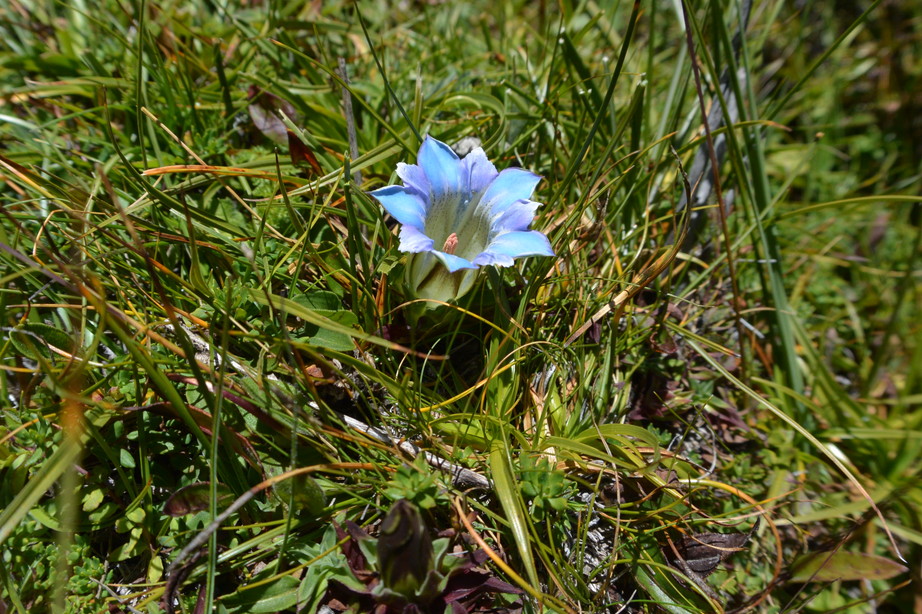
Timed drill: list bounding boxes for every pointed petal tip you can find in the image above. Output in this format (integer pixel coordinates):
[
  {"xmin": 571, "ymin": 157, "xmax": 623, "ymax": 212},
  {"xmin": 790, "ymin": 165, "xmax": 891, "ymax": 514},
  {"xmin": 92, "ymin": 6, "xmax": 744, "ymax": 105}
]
[
  {"xmin": 492, "ymin": 200, "xmax": 541, "ymax": 232},
  {"xmin": 398, "ymin": 225, "xmax": 435, "ymax": 253},
  {"xmin": 462, "ymin": 146, "xmax": 499, "ymax": 194},
  {"xmin": 479, "ymin": 169, "xmax": 543, "ymax": 217},
  {"xmin": 419, "ymin": 135, "xmax": 459, "ymax": 160},
  {"xmin": 475, "ymin": 230, "xmax": 555, "ymax": 266},
  {"xmin": 395, "ymin": 162, "xmax": 431, "ymax": 196},
  {"xmin": 418, "ymin": 136, "xmax": 463, "ymax": 197},
  {"xmin": 370, "ymin": 186, "xmax": 428, "ymax": 228},
  {"xmin": 432, "ymin": 250, "xmax": 478, "ymax": 273}
]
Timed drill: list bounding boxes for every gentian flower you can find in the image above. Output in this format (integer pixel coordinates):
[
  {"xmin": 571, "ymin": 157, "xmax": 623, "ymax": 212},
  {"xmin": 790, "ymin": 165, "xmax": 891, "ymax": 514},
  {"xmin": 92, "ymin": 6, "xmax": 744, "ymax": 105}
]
[{"xmin": 371, "ymin": 136, "xmax": 554, "ymax": 303}]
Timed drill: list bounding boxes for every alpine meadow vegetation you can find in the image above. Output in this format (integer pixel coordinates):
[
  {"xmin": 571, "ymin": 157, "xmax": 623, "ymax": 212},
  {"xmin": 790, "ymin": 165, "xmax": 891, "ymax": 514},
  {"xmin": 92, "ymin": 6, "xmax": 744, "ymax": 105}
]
[{"xmin": 1, "ymin": 1, "xmax": 920, "ymax": 613}]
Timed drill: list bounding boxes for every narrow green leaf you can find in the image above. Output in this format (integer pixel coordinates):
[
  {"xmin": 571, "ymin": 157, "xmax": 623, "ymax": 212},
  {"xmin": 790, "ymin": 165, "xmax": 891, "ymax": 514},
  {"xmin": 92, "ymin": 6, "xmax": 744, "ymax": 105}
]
[
  {"xmin": 8, "ymin": 322, "xmax": 74, "ymax": 360},
  {"xmin": 631, "ymin": 540, "xmax": 722, "ymax": 614},
  {"xmin": 220, "ymin": 575, "xmax": 300, "ymax": 613},
  {"xmin": 0, "ymin": 436, "xmax": 84, "ymax": 546},
  {"xmin": 789, "ymin": 551, "xmax": 908, "ymax": 583},
  {"xmin": 489, "ymin": 439, "xmax": 539, "ymax": 589}
]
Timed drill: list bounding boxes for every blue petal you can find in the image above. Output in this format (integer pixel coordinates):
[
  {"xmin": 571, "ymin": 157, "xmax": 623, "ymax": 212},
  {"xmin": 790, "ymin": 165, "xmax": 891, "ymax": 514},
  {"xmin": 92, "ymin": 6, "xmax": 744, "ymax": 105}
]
[
  {"xmin": 418, "ymin": 137, "xmax": 463, "ymax": 198},
  {"xmin": 473, "ymin": 230, "xmax": 554, "ymax": 267},
  {"xmin": 370, "ymin": 186, "xmax": 427, "ymax": 228},
  {"xmin": 469, "ymin": 251, "xmax": 509, "ymax": 267},
  {"xmin": 396, "ymin": 162, "xmax": 430, "ymax": 196},
  {"xmin": 398, "ymin": 225, "xmax": 434, "ymax": 253},
  {"xmin": 492, "ymin": 200, "xmax": 540, "ymax": 233},
  {"xmin": 461, "ymin": 147, "xmax": 498, "ymax": 195},
  {"xmin": 431, "ymin": 250, "xmax": 477, "ymax": 273},
  {"xmin": 478, "ymin": 168, "xmax": 541, "ymax": 217}
]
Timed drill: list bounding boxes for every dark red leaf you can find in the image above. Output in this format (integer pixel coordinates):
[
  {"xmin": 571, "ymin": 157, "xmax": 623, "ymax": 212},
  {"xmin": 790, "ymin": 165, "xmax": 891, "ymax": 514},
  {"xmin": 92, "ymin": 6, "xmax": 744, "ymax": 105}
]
[{"xmin": 288, "ymin": 130, "xmax": 323, "ymax": 175}]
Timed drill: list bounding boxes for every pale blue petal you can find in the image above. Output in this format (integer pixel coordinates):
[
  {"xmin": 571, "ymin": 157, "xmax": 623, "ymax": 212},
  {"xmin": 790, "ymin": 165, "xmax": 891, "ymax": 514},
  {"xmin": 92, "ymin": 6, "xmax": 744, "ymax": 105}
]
[
  {"xmin": 473, "ymin": 230, "xmax": 554, "ymax": 267},
  {"xmin": 431, "ymin": 250, "xmax": 477, "ymax": 273},
  {"xmin": 370, "ymin": 186, "xmax": 427, "ymax": 228},
  {"xmin": 470, "ymin": 250, "xmax": 514, "ymax": 267},
  {"xmin": 492, "ymin": 200, "xmax": 540, "ymax": 233},
  {"xmin": 461, "ymin": 147, "xmax": 498, "ymax": 195},
  {"xmin": 396, "ymin": 162, "xmax": 430, "ymax": 196},
  {"xmin": 478, "ymin": 168, "xmax": 542, "ymax": 217},
  {"xmin": 398, "ymin": 225, "xmax": 434, "ymax": 253},
  {"xmin": 418, "ymin": 137, "xmax": 463, "ymax": 198}
]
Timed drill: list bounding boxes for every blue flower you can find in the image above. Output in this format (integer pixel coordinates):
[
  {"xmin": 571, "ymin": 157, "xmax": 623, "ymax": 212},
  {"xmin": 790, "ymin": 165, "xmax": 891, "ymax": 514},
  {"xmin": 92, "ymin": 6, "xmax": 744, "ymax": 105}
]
[{"xmin": 371, "ymin": 136, "xmax": 554, "ymax": 302}]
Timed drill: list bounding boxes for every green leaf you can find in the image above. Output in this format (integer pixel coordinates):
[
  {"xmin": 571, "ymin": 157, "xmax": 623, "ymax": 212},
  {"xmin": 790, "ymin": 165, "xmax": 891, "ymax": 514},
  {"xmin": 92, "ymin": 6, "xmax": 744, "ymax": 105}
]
[
  {"xmin": 252, "ymin": 290, "xmax": 388, "ymax": 353},
  {"xmin": 293, "ymin": 290, "xmax": 343, "ymax": 311},
  {"xmin": 118, "ymin": 448, "xmax": 136, "ymax": 469},
  {"xmin": 789, "ymin": 551, "xmax": 908, "ymax": 583},
  {"xmin": 221, "ymin": 575, "xmax": 300, "ymax": 613},
  {"xmin": 489, "ymin": 439, "xmax": 539, "ymax": 588},
  {"xmin": 8, "ymin": 322, "xmax": 74, "ymax": 360},
  {"xmin": 633, "ymin": 563, "xmax": 701, "ymax": 614},
  {"xmin": 82, "ymin": 488, "xmax": 105, "ymax": 512},
  {"xmin": 298, "ymin": 312, "xmax": 358, "ymax": 351},
  {"xmin": 28, "ymin": 506, "xmax": 61, "ymax": 531},
  {"xmin": 274, "ymin": 473, "xmax": 327, "ymax": 516},
  {"xmin": 163, "ymin": 482, "xmax": 235, "ymax": 517},
  {"xmin": 633, "ymin": 559, "xmax": 720, "ymax": 614},
  {"xmin": 0, "ymin": 436, "xmax": 86, "ymax": 547}
]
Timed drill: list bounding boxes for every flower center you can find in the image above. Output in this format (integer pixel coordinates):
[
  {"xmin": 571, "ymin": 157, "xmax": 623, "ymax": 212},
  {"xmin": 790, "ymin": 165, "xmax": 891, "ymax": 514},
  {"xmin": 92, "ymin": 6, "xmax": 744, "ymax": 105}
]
[{"xmin": 442, "ymin": 233, "xmax": 459, "ymax": 255}]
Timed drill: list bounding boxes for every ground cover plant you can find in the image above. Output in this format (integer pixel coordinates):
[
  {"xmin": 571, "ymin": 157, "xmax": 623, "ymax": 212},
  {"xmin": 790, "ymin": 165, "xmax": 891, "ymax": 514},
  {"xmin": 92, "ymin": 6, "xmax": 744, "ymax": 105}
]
[{"xmin": 1, "ymin": 0, "xmax": 920, "ymax": 612}]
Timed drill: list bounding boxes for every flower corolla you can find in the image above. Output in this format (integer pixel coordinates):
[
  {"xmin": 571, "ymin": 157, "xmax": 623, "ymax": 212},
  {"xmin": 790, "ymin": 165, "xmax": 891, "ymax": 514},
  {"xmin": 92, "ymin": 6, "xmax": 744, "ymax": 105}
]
[{"xmin": 371, "ymin": 136, "xmax": 554, "ymax": 303}]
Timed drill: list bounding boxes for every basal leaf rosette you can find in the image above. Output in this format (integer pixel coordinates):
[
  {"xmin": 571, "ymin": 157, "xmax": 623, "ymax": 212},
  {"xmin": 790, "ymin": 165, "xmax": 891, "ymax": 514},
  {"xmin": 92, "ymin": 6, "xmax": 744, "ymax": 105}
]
[{"xmin": 371, "ymin": 136, "xmax": 554, "ymax": 304}]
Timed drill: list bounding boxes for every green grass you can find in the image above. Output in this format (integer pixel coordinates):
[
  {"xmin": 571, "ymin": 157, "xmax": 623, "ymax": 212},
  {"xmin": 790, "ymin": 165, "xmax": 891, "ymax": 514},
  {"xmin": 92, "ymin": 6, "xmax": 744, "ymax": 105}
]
[{"xmin": 1, "ymin": 1, "xmax": 920, "ymax": 612}]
